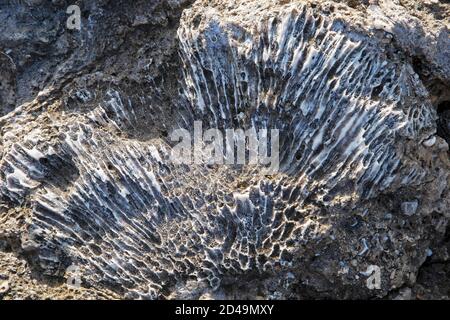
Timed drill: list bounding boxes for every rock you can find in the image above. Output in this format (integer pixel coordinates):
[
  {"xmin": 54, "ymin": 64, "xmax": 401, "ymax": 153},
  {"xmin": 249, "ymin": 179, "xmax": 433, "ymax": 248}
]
[
  {"xmin": 394, "ymin": 287, "xmax": 412, "ymax": 300},
  {"xmin": 401, "ymin": 201, "xmax": 419, "ymax": 216},
  {"xmin": 423, "ymin": 136, "xmax": 437, "ymax": 147},
  {"xmin": 21, "ymin": 240, "xmax": 40, "ymax": 252},
  {"xmin": 132, "ymin": 15, "xmax": 150, "ymax": 27}
]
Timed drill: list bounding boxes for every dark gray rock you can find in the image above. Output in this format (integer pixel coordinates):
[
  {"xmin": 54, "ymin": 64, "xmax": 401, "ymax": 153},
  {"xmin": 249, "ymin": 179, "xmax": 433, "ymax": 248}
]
[{"xmin": 0, "ymin": 0, "xmax": 448, "ymax": 300}]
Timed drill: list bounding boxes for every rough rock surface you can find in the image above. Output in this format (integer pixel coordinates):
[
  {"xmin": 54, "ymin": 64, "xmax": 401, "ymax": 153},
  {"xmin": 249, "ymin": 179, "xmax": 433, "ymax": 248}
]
[{"xmin": 0, "ymin": 0, "xmax": 449, "ymax": 299}]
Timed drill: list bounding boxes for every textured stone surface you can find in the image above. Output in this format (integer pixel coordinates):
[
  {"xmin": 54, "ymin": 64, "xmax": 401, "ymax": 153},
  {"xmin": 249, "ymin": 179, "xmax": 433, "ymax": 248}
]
[{"xmin": 0, "ymin": 0, "xmax": 449, "ymax": 299}]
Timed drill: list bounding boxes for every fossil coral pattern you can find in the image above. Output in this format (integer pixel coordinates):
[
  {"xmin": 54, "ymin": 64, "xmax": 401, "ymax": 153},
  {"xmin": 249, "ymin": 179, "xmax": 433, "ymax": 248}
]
[{"xmin": 0, "ymin": 0, "xmax": 448, "ymax": 299}]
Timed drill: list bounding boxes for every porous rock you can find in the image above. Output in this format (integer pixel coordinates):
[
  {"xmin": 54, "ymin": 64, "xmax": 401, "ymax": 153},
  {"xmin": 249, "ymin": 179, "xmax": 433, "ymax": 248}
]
[{"xmin": 0, "ymin": 0, "xmax": 449, "ymax": 299}]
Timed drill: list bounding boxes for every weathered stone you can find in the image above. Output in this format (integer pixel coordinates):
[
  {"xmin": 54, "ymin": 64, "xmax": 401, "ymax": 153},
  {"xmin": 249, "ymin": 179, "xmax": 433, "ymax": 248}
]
[
  {"xmin": 0, "ymin": 0, "xmax": 449, "ymax": 300},
  {"xmin": 0, "ymin": 280, "xmax": 10, "ymax": 295}
]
